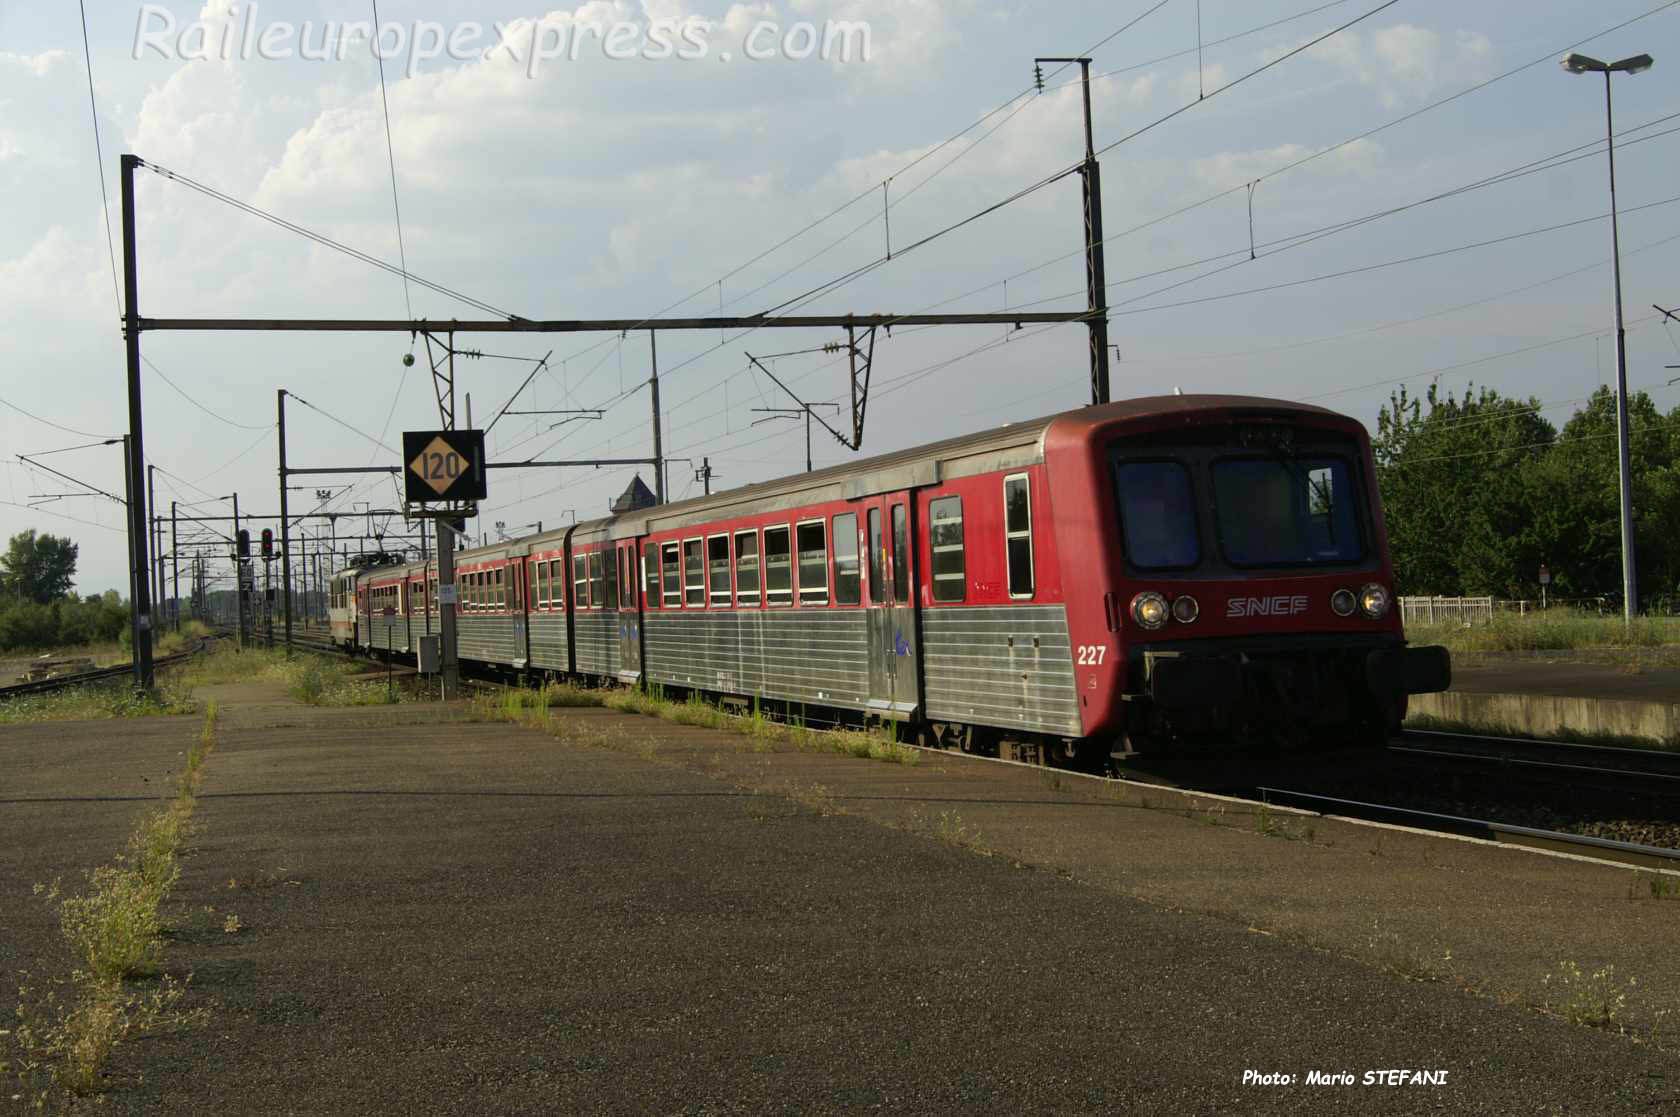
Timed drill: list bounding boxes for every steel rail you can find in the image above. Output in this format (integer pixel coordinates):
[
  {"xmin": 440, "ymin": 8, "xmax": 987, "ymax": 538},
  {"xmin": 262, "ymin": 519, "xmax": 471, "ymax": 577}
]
[
  {"xmin": 1393, "ymin": 729, "xmax": 1680, "ymax": 783},
  {"xmin": 1256, "ymin": 786, "xmax": 1680, "ymax": 871},
  {"xmin": 0, "ymin": 638, "xmax": 215, "ymax": 701}
]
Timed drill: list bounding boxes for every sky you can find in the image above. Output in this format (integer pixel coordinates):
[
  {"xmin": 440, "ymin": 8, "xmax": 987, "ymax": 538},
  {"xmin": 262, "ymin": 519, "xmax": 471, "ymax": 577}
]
[{"xmin": 3, "ymin": 0, "xmax": 1680, "ymax": 599}]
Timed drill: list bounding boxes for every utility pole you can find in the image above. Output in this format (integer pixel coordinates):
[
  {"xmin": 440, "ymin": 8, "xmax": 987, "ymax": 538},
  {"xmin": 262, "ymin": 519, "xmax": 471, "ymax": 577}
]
[
  {"xmin": 171, "ymin": 501, "xmax": 179, "ymax": 632},
  {"xmin": 232, "ymin": 491, "xmax": 249, "ymax": 649},
  {"xmin": 697, "ymin": 458, "xmax": 713, "ymax": 495},
  {"xmin": 122, "ymin": 435, "xmax": 142, "ymax": 687},
  {"xmin": 1035, "ymin": 56, "xmax": 1111, "ymax": 405},
  {"xmin": 120, "ymin": 154, "xmax": 155, "ymax": 689},
  {"xmin": 649, "ymin": 331, "xmax": 665, "ymax": 504},
  {"xmin": 147, "ymin": 464, "xmax": 162, "ymax": 636},
  {"xmin": 278, "ymin": 389, "xmax": 293, "ymax": 652},
  {"xmin": 1563, "ymin": 51, "xmax": 1653, "ymax": 622}
]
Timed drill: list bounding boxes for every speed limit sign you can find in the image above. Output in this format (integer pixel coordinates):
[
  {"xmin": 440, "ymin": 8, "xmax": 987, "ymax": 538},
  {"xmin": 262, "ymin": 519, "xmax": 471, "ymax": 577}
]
[{"xmin": 403, "ymin": 429, "xmax": 487, "ymax": 503}]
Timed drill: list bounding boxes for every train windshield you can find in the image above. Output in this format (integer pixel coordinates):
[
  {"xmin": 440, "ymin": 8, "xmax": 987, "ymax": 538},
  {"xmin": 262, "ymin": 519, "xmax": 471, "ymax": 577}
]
[
  {"xmin": 1115, "ymin": 461, "xmax": 1200, "ymax": 569},
  {"xmin": 1212, "ymin": 455, "xmax": 1363, "ymax": 567}
]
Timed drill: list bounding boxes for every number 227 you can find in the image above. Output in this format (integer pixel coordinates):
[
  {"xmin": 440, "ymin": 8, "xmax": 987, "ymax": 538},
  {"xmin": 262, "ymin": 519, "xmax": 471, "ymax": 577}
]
[{"xmin": 1076, "ymin": 644, "xmax": 1107, "ymax": 666}]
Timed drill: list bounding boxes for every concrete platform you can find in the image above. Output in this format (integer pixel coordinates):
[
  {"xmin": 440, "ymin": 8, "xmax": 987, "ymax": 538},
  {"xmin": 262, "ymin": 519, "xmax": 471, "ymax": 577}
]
[
  {"xmin": 3, "ymin": 686, "xmax": 1678, "ymax": 1113},
  {"xmin": 1411, "ymin": 659, "xmax": 1680, "ymax": 744}
]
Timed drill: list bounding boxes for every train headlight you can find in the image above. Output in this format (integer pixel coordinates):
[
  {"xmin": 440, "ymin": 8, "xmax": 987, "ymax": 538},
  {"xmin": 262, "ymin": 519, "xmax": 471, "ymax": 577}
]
[
  {"xmin": 1359, "ymin": 583, "xmax": 1391, "ymax": 619},
  {"xmin": 1171, "ymin": 595, "xmax": 1199, "ymax": 624},
  {"xmin": 1130, "ymin": 592, "xmax": 1169, "ymax": 630},
  {"xmin": 1330, "ymin": 588, "xmax": 1357, "ymax": 617}
]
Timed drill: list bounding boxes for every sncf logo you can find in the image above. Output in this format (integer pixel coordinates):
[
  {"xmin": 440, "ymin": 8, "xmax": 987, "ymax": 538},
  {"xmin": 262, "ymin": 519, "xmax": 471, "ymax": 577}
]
[{"xmin": 1226, "ymin": 594, "xmax": 1310, "ymax": 618}]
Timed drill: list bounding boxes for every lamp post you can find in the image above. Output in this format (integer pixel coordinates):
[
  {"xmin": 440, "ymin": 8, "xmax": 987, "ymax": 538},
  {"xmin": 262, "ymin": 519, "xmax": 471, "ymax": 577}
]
[{"xmin": 1562, "ymin": 51, "xmax": 1653, "ymax": 622}]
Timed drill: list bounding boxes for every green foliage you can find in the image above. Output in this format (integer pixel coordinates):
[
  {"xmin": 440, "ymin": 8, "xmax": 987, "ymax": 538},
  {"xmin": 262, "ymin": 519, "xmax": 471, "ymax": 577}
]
[
  {"xmin": 0, "ymin": 591, "xmax": 129, "ymax": 652},
  {"xmin": 0, "ymin": 530, "xmax": 79, "ymax": 604},
  {"xmin": 1375, "ymin": 384, "xmax": 1680, "ymax": 605},
  {"xmin": 0, "ymin": 679, "xmax": 195, "ymax": 725}
]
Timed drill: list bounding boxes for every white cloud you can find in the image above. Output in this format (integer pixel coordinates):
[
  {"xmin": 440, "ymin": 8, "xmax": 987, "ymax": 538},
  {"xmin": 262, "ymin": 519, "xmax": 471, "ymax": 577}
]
[
  {"xmin": 1173, "ymin": 63, "xmax": 1225, "ymax": 103},
  {"xmin": 1299, "ymin": 23, "xmax": 1494, "ymax": 107},
  {"xmin": 1191, "ymin": 137, "xmax": 1384, "ymax": 192}
]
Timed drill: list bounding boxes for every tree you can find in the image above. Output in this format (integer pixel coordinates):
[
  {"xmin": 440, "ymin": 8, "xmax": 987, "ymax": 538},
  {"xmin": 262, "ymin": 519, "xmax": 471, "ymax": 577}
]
[
  {"xmin": 1374, "ymin": 383, "xmax": 1554, "ymax": 596},
  {"xmin": 0, "ymin": 530, "xmax": 79, "ymax": 604},
  {"xmin": 1526, "ymin": 387, "xmax": 1680, "ymax": 603}
]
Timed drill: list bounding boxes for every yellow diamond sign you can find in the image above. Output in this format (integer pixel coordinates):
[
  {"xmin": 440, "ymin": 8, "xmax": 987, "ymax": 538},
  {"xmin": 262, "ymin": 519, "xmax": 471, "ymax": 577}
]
[
  {"xmin": 402, "ymin": 429, "xmax": 485, "ymax": 503},
  {"xmin": 409, "ymin": 436, "xmax": 467, "ymax": 498}
]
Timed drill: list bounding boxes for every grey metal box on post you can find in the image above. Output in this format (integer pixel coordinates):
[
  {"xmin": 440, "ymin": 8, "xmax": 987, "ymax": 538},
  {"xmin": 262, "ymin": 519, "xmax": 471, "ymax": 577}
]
[{"xmin": 418, "ymin": 635, "xmax": 441, "ymax": 675}]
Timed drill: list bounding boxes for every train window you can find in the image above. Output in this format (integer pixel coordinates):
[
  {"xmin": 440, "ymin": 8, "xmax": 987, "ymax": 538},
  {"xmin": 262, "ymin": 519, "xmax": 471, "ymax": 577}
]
[
  {"xmin": 1004, "ymin": 474, "xmax": 1034, "ymax": 598},
  {"xmin": 867, "ymin": 508, "xmax": 884, "ymax": 601},
  {"xmin": 662, "ymin": 543, "xmax": 681, "ymax": 606},
  {"xmin": 573, "ymin": 554, "xmax": 589, "ymax": 609},
  {"xmin": 1212, "ymin": 456, "xmax": 1363, "ymax": 567},
  {"xmin": 594, "ymin": 547, "xmax": 614, "ymax": 611},
  {"xmin": 535, "ymin": 561, "xmax": 548, "ymax": 609},
  {"xmin": 928, "ymin": 496, "xmax": 965, "ymax": 602},
  {"xmin": 1115, "ymin": 462, "xmax": 1200, "ymax": 570},
  {"xmin": 734, "ymin": 530, "xmax": 760, "ymax": 606},
  {"xmin": 495, "ymin": 567, "xmax": 506, "ymax": 611},
  {"xmin": 620, "ymin": 549, "xmax": 635, "ymax": 609},
  {"xmin": 892, "ymin": 504, "xmax": 910, "ymax": 601},
  {"xmin": 764, "ymin": 526, "xmax": 792, "ymax": 606},
  {"xmin": 707, "ymin": 535, "xmax": 731, "ymax": 605},
  {"xmin": 603, "ymin": 550, "xmax": 619, "ymax": 610},
  {"xmin": 796, "ymin": 521, "xmax": 829, "ymax": 606},
  {"xmin": 683, "ymin": 539, "xmax": 705, "ymax": 606},
  {"xmin": 833, "ymin": 513, "xmax": 860, "ymax": 605},
  {"xmin": 644, "ymin": 544, "xmax": 660, "ymax": 607}
]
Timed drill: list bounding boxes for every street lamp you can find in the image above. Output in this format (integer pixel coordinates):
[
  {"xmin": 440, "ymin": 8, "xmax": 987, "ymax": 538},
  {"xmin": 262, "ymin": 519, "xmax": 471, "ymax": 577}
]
[{"xmin": 1561, "ymin": 51, "xmax": 1653, "ymax": 622}]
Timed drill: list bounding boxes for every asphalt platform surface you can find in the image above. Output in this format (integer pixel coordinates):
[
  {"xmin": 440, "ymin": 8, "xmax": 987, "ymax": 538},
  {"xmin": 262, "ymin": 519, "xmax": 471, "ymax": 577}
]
[
  {"xmin": 3, "ymin": 682, "xmax": 1677, "ymax": 1114},
  {"xmin": 1449, "ymin": 659, "xmax": 1680, "ymax": 702}
]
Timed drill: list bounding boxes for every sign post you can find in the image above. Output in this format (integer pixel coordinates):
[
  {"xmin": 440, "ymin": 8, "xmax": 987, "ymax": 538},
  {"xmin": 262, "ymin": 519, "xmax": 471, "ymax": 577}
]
[
  {"xmin": 1539, "ymin": 563, "xmax": 1551, "ymax": 610},
  {"xmin": 403, "ymin": 430, "xmax": 487, "ymax": 700}
]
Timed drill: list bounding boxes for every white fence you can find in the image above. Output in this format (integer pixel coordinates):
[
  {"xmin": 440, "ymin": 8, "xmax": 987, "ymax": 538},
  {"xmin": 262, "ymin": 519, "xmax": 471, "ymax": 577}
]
[{"xmin": 1398, "ymin": 596, "xmax": 1495, "ymax": 626}]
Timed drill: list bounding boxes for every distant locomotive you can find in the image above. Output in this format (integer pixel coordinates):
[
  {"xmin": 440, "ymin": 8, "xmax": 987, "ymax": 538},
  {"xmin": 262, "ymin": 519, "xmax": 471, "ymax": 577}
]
[{"xmin": 328, "ymin": 395, "xmax": 1449, "ymax": 763}]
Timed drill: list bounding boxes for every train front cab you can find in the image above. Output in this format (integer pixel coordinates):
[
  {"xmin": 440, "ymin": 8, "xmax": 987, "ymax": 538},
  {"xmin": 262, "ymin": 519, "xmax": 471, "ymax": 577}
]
[{"xmin": 1046, "ymin": 398, "xmax": 1451, "ymax": 753}]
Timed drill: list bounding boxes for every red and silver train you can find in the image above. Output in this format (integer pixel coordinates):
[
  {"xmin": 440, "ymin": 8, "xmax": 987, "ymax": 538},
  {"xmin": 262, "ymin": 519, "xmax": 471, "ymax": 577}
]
[{"xmin": 328, "ymin": 395, "xmax": 1449, "ymax": 762}]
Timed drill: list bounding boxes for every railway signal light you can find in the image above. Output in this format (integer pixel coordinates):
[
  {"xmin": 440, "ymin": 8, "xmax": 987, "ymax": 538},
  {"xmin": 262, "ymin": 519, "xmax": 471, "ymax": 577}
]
[
  {"xmin": 261, "ymin": 528, "xmax": 274, "ymax": 558},
  {"xmin": 237, "ymin": 529, "xmax": 250, "ymax": 558}
]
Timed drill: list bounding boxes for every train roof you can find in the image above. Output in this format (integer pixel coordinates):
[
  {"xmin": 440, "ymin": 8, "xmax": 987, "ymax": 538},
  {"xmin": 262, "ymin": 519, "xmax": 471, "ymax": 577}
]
[
  {"xmin": 421, "ymin": 394, "xmax": 1354, "ymax": 564},
  {"xmin": 572, "ymin": 393, "xmax": 1353, "ymax": 540}
]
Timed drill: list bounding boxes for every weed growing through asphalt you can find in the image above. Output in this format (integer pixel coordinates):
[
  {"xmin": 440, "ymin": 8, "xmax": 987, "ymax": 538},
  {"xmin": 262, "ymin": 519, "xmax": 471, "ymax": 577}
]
[
  {"xmin": 1364, "ymin": 918, "xmax": 1456, "ymax": 984},
  {"xmin": 933, "ymin": 810, "xmax": 984, "ymax": 850},
  {"xmin": 783, "ymin": 781, "xmax": 840, "ymax": 816},
  {"xmin": 469, "ymin": 680, "xmax": 920, "ymax": 769},
  {"xmin": 1630, "ymin": 871, "xmax": 1680, "ymax": 900},
  {"xmin": 2, "ymin": 704, "xmax": 217, "ymax": 1106},
  {"xmin": 1544, "ymin": 961, "xmax": 1637, "ymax": 1030}
]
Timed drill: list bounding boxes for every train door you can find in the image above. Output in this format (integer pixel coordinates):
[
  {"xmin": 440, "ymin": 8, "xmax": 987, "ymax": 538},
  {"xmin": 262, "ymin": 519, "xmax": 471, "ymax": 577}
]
[
  {"xmin": 860, "ymin": 494, "xmax": 921, "ymax": 718},
  {"xmin": 617, "ymin": 542, "xmax": 642, "ymax": 682},
  {"xmin": 510, "ymin": 558, "xmax": 529, "ymax": 669}
]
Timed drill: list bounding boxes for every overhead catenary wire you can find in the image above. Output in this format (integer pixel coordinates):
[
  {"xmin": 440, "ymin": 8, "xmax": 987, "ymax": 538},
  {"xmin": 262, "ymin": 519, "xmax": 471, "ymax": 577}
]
[
  {"xmin": 0, "ymin": 394, "xmax": 114, "ymax": 440},
  {"xmin": 470, "ymin": 0, "xmax": 1680, "ymax": 497},
  {"xmin": 993, "ymin": 0, "xmax": 1680, "ymax": 310},
  {"xmin": 540, "ymin": 117, "xmax": 1680, "ymax": 473},
  {"xmin": 76, "ymin": 0, "xmax": 121, "ymax": 318},
  {"xmin": 514, "ymin": 0, "xmax": 1406, "ymax": 461},
  {"xmin": 142, "ymin": 161, "xmax": 518, "ymax": 320}
]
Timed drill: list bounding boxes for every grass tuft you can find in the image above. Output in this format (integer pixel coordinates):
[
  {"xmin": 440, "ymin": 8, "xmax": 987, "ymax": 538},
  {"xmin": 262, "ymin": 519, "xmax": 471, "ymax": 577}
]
[
  {"xmin": 3, "ymin": 704, "xmax": 217, "ymax": 1106},
  {"xmin": 471, "ymin": 680, "xmax": 921, "ymax": 768},
  {"xmin": 1543, "ymin": 960, "xmax": 1636, "ymax": 1030}
]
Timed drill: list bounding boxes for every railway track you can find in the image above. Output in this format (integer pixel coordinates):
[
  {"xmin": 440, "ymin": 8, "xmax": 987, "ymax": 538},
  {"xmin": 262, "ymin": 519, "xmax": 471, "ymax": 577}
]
[
  {"xmin": 1392, "ymin": 728, "xmax": 1680, "ymax": 784},
  {"xmin": 1254, "ymin": 786, "xmax": 1680, "ymax": 873},
  {"xmin": 0, "ymin": 637, "xmax": 216, "ymax": 702}
]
